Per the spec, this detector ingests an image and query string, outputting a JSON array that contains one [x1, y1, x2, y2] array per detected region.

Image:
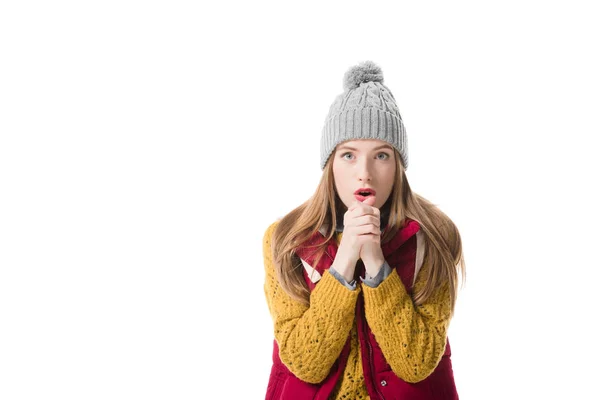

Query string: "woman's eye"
[[342, 152, 389, 160]]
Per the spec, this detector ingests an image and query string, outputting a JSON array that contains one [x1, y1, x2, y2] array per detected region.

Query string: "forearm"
[[362, 256, 386, 279], [263, 222, 359, 383], [270, 272, 359, 383], [361, 260, 391, 288], [330, 256, 356, 283], [362, 268, 451, 383]]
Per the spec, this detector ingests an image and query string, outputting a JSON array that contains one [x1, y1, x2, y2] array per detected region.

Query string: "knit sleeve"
[[361, 262, 452, 383], [263, 221, 359, 384]]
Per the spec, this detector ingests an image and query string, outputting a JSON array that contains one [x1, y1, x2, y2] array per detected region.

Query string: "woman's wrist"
[[331, 257, 356, 283], [363, 257, 385, 278]]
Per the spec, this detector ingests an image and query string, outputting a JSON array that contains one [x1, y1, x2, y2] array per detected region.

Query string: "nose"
[[357, 157, 372, 182]]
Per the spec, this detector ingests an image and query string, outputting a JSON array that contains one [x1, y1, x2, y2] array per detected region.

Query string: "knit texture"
[[362, 264, 452, 383], [263, 221, 452, 397], [320, 61, 408, 170], [263, 224, 360, 385]]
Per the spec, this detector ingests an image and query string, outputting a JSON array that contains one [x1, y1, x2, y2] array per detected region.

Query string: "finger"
[[349, 199, 360, 211], [352, 226, 378, 237], [351, 196, 378, 217], [349, 216, 380, 231], [362, 195, 376, 207], [359, 214, 380, 228]]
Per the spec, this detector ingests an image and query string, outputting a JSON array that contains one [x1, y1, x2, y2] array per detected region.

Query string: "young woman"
[[262, 61, 466, 399]]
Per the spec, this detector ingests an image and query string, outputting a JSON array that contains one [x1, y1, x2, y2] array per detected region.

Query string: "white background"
[[1, 1, 599, 399]]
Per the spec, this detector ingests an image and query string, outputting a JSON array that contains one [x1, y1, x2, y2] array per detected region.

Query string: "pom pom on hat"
[[343, 60, 384, 91]]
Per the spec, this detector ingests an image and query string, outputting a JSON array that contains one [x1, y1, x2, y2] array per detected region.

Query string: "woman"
[[262, 60, 466, 399]]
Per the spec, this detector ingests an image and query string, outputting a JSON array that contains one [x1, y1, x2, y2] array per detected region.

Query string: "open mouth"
[[354, 188, 376, 202], [354, 188, 376, 196]]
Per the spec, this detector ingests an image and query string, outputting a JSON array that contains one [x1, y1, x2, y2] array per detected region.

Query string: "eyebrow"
[[337, 144, 393, 152]]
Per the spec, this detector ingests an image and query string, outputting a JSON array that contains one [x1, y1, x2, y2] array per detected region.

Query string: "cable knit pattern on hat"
[[320, 60, 409, 170]]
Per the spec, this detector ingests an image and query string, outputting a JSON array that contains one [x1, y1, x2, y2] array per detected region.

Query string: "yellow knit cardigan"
[[263, 220, 452, 399]]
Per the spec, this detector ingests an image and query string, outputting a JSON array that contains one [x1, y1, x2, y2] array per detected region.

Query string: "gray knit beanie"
[[320, 60, 408, 170]]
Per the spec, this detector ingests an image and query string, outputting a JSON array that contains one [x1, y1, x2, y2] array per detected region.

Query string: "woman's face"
[[332, 139, 396, 210]]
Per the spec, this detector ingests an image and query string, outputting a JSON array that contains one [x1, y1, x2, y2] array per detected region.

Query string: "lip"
[[354, 188, 376, 196]]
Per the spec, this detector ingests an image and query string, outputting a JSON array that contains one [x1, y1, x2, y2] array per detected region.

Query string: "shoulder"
[[263, 218, 283, 243]]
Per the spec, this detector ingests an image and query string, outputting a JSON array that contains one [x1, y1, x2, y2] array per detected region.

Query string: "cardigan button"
[[380, 380, 387, 387]]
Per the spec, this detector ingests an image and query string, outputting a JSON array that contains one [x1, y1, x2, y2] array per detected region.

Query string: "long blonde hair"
[[270, 149, 466, 314]]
